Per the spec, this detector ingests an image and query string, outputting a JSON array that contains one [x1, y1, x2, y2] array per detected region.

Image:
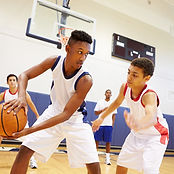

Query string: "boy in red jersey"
[[92, 58, 169, 174], [0, 74, 39, 169]]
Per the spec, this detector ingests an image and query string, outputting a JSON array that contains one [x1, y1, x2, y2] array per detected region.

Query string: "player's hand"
[[124, 110, 139, 132], [92, 117, 104, 132], [12, 127, 32, 138], [3, 98, 28, 116]]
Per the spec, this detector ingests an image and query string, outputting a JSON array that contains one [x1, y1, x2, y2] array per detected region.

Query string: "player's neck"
[[9, 87, 18, 94], [64, 58, 79, 77], [105, 98, 110, 102], [131, 84, 147, 99]]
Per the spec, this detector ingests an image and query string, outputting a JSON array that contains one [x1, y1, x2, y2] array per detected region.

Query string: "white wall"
[[1, 0, 174, 115]]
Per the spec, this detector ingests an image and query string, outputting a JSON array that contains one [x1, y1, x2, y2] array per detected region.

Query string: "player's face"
[[127, 65, 149, 88], [7, 76, 17, 88], [105, 90, 112, 100], [66, 41, 90, 69]]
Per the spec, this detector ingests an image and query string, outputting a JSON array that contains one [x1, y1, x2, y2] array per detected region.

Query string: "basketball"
[[0, 103, 27, 137]]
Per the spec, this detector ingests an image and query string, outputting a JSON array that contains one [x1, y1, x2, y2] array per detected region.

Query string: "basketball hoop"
[[60, 35, 69, 46], [58, 27, 73, 47]]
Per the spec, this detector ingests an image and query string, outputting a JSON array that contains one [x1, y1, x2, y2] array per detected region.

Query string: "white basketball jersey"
[[3, 89, 18, 102], [94, 99, 117, 126], [50, 56, 90, 123], [124, 83, 169, 144]]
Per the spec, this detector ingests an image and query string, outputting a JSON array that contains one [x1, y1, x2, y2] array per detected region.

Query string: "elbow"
[[94, 111, 99, 115], [63, 110, 72, 121], [65, 115, 71, 121]]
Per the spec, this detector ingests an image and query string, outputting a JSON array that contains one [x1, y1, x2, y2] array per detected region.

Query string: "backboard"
[[26, 0, 96, 54]]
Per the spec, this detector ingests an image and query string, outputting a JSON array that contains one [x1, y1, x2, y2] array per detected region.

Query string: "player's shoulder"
[[120, 83, 127, 95], [78, 73, 92, 86], [42, 55, 61, 70], [143, 89, 157, 98], [46, 55, 59, 62]]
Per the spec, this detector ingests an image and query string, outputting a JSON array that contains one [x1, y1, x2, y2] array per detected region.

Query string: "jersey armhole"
[[51, 56, 61, 71], [74, 72, 91, 90]]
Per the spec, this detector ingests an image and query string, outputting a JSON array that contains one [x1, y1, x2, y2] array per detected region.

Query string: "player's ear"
[[65, 44, 70, 53], [145, 75, 151, 82]]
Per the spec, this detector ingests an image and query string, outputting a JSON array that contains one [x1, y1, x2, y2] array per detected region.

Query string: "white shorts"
[[22, 105, 99, 168], [117, 132, 167, 174], [17, 121, 29, 142]]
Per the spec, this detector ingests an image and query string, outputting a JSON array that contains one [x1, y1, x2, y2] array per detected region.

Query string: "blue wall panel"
[[163, 114, 174, 150], [27, 91, 51, 127], [0, 86, 174, 149]]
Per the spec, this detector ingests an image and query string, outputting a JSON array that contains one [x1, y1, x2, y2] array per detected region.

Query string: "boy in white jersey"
[[5, 30, 101, 174], [0, 74, 39, 169], [94, 89, 117, 165], [92, 58, 169, 174]]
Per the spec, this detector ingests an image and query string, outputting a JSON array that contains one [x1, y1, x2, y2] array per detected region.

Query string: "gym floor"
[[0, 142, 174, 174]]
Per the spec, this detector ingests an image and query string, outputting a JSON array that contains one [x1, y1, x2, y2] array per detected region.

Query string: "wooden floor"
[[0, 147, 174, 174]]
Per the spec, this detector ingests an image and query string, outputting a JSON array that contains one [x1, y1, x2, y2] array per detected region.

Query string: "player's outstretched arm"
[[124, 91, 158, 131], [94, 107, 108, 116], [92, 83, 125, 132], [12, 74, 92, 138], [139, 91, 158, 129]]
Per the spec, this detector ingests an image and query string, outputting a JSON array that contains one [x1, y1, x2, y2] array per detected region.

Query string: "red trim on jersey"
[[130, 84, 147, 101], [154, 117, 169, 145], [123, 83, 128, 96], [141, 89, 160, 107], [3, 90, 6, 100], [9, 89, 18, 95]]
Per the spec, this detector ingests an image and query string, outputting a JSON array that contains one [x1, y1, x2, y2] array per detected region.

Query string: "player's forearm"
[[95, 109, 105, 115], [100, 103, 116, 120], [18, 73, 29, 98], [31, 112, 70, 133], [137, 106, 157, 130]]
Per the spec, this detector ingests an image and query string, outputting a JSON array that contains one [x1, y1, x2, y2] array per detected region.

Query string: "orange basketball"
[[0, 103, 27, 137]]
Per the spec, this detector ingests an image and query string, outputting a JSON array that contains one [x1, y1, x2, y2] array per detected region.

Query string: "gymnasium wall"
[[1, 0, 174, 116], [0, 87, 173, 150], [0, 0, 174, 151]]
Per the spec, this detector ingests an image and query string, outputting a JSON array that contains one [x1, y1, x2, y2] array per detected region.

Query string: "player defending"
[[92, 58, 169, 174], [94, 89, 117, 165], [5, 30, 101, 174], [0, 74, 39, 169]]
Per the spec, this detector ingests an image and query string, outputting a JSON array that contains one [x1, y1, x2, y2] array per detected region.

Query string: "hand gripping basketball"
[[0, 103, 27, 137]]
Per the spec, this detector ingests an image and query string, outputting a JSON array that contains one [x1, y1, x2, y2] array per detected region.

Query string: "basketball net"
[[60, 35, 69, 46], [58, 27, 73, 47]]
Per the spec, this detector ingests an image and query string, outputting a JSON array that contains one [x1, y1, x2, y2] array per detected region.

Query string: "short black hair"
[[67, 30, 92, 45], [131, 57, 154, 77], [7, 74, 18, 82], [105, 89, 111, 93]]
